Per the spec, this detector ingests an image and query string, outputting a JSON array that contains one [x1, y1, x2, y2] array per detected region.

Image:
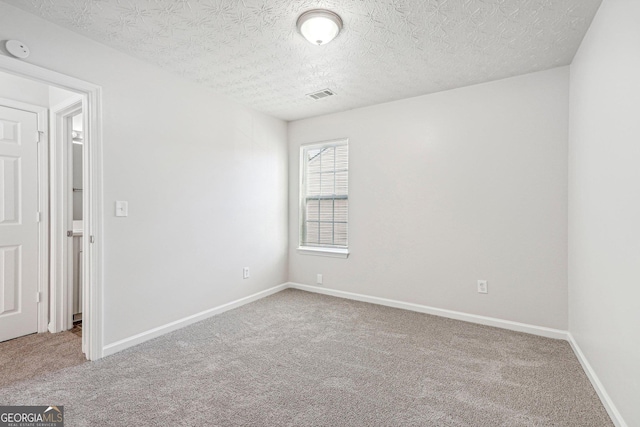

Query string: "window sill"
[[297, 246, 349, 258]]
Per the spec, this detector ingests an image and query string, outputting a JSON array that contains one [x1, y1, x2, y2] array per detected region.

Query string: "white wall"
[[0, 3, 288, 346], [49, 85, 81, 107], [289, 67, 569, 330], [0, 70, 48, 106], [0, 70, 79, 108], [1, 5, 634, 423], [568, 0, 640, 425]]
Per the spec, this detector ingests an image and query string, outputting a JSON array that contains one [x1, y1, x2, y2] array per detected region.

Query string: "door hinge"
[[67, 230, 73, 237], [36, 292, 41, 303], [35, 130, 44, 143], [36, 211, 41, 223], [90, 235, 95, 244]]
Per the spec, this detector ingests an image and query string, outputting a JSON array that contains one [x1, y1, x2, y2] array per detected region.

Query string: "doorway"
[[0, 55, 104, 360], [49, 100, 85, 338], [71, 112, 84, 332]]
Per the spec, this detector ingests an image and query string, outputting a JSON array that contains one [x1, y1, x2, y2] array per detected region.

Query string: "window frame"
[[297, 138, 350, 258]]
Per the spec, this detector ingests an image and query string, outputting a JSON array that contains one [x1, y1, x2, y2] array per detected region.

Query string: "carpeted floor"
[[0, 330, 86, 389], [0, 289, 612, 426], [70, 322, 83, 338]]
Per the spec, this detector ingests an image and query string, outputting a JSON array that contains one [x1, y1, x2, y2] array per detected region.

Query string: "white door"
[[0, 104, 40, 342]]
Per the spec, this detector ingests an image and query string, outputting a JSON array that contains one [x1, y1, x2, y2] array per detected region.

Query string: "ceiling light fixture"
[[296, 9, 343, 46]]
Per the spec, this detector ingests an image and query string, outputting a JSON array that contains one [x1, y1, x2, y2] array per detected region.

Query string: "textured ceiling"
[[4, 0, 601, 121]]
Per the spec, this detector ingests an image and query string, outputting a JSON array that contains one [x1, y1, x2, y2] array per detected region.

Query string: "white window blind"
[[300, 140, 349, 250]]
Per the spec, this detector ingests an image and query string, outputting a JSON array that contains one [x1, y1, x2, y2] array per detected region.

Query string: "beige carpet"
[[0, 289, 612, 426], [0, 330, 86, 388]]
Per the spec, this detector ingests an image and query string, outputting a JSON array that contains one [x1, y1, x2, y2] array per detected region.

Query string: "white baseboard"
[[567, 333, 628, 427], [287, 282, 568, 340], [99, 281, 624, 426], [102, 283, 288, 357], [289, 283, 627, 425], [102, 281, 567, 358]]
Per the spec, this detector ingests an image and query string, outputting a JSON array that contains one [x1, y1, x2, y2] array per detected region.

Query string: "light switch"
[[115, 201, 128, 217]]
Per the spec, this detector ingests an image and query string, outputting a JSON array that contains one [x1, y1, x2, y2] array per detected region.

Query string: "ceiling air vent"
[[306, 89, 335, 100]]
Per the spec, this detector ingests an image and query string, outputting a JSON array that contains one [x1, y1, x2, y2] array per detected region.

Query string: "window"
[[298, 139, 349, 257]]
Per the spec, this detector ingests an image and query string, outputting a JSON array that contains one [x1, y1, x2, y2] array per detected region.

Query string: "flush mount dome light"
[[297, 9, 343, 45]]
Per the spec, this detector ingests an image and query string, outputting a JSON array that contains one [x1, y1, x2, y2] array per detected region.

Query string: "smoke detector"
[[5, 40, 30, 59]]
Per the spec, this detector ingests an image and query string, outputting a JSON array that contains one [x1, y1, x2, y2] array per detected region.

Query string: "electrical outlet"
[[243, 267, 250, 279], [316, 274, 323, 285], [477, 280, 488, 294]]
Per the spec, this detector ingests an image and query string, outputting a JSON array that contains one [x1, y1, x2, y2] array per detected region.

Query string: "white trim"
[[298, 138, 350, 252], [286, 282, 568, 340], [297, 246, 349, 258], [84, 80, 104, 361], [0, 55, 105, 361], [299, 137, 350, 148], [102, 284, 289, 357], [286, 284, 623, 424], [79, 280, 623, 427], [0, 98, 49, 334], [103, 281, 568, 358], [49, 100, 82, 334], [36, 107, 48, 334], [0, 97, 46, 114], [567, 333, 628, 427]]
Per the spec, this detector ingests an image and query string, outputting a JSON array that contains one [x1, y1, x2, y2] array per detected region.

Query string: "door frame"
[[49, 99, 82, 335], [0, 56, 104, 361], [0, 97, 48, 336]]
